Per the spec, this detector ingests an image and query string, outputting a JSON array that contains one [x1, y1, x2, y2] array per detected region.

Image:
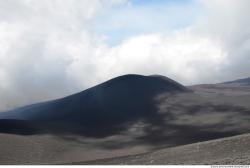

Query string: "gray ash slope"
[[1, 75, 250, 164], [80, 133, 250, 165], [0, 74, 188, 137]]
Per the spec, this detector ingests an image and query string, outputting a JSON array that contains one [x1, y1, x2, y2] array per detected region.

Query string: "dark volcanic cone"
[[0, 74, 188, 136]]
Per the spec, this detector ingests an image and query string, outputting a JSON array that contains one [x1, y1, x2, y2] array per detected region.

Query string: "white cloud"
[[96, 29, 226, 84], [0, 0, 250, 111], [196, 0, 250, 80], [0, 0, 127, 111]]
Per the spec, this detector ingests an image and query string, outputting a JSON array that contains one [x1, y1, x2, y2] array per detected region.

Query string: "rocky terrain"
[[0, 74, 250, 164], [80, 133, 250, 165]]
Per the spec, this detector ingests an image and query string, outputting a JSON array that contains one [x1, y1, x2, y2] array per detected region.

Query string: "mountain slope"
[[1, 75, 250, 164], [222, 77, 250, 85], [79, 133, 250, 165], [0, 74, 188, 136]]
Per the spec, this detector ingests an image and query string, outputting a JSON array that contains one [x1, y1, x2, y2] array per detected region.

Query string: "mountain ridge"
[[0, 74, 188, 136], [222, 77, 250, 85]]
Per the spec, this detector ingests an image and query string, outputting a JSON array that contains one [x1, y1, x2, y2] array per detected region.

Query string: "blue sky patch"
[[93, 0, 204, 45]]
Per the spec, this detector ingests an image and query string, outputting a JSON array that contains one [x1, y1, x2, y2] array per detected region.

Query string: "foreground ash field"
[[0, 74, 250, 164]]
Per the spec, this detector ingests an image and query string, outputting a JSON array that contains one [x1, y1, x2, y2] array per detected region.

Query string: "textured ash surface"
[[80, 133, 250, 165], [0, 75, 250, 164]]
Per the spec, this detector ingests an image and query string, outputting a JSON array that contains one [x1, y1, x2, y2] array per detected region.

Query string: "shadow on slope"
[[1, 75, 250, 150], [0, 74, 187, 138]]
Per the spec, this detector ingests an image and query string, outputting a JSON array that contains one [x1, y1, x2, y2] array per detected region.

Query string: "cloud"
[[197, 0, 250, 80], [96, 30, 225, 84], [0, 0, 127, 111], [0, 0, 250, 111]]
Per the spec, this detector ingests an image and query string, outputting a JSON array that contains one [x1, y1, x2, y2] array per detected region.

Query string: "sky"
[[0, 0, 250, 111]]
